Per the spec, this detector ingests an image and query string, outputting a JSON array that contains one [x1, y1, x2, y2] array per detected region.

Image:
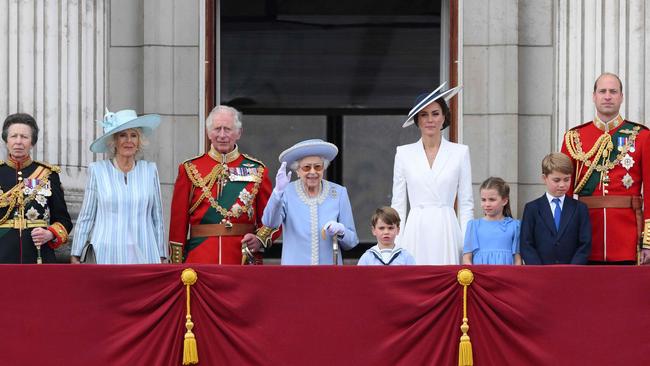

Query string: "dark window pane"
[[342, 116, 421, 243], [221, 1, 441, 110]]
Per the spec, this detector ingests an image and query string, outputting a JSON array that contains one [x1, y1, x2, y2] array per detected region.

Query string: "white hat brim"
[[90, 114, 161, 153], [279, 139, 339, 167], [402, 85, 463, 128]]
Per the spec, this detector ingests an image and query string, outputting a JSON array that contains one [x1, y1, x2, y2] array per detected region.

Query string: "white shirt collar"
[[545, 192, 565, 208]]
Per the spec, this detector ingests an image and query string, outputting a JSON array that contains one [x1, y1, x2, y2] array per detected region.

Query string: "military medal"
[[39, 182, 52, 197], [26, 207, 39, 221], [622, 173, 634, 189], [231, 203, 243, 216], [23, 178, 38, 195], [238, 188, 253, 206], [620, 154, 635, 170], [617, 136, 626, 151], [35, 194, 47, 207]]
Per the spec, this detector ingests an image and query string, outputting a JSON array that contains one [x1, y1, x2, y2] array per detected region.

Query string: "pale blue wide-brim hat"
[[278, 139, 339, 166], [402, 82, 462, 128], [90, 109, 161, 153]]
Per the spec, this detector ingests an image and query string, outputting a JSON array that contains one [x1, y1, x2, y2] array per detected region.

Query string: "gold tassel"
[[181, 268, 199, 365], [457, 269, 474, 366]]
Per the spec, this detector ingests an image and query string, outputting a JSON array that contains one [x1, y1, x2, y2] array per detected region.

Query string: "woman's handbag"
[[80, 242, 96, 264]]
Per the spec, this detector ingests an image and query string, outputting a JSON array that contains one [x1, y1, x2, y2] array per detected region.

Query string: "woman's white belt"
[[412, 202, 451, 209]]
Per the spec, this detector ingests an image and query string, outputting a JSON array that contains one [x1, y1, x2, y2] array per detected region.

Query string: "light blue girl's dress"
[[463, 217, 520, 265]]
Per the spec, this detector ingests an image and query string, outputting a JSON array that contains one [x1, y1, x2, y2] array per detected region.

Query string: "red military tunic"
[[168, 145, 277, 264], [561, 116, 650, 262]]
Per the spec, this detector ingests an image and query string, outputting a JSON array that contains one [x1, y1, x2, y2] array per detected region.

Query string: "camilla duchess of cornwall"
[[71, 110, 166, 264]]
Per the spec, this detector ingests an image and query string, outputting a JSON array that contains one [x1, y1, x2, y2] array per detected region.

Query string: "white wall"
[[108, 0, 203, 244]]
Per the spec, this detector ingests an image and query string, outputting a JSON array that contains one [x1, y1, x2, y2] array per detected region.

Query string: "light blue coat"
[[71, 160, 166, 264], [262, 180, 358, 265]]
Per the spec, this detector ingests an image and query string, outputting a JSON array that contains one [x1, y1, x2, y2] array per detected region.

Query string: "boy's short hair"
[[371, 206, 401, 228], [542, 152, 574, 176]]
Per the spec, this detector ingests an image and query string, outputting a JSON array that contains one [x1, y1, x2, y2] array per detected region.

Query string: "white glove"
[[324, 221, 345, 237], [274, 161, 292, 193]]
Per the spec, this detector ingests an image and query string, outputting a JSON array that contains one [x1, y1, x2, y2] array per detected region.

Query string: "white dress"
[[391, 137, 474, 264]]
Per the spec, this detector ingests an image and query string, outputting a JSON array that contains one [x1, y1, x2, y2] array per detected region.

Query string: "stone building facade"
[[1, 0, 649, 253]]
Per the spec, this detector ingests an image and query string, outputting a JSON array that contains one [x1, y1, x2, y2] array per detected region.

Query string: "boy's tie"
[[552, 197, 561, 230]]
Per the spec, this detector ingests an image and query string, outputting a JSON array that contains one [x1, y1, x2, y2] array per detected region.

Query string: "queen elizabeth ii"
[[262, 139, 358, 264]]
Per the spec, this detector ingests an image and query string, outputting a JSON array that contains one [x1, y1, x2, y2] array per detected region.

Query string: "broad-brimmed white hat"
[[402, 82, 462, 128], [278, 139, 338, 166], [90, 109, 161, 153]]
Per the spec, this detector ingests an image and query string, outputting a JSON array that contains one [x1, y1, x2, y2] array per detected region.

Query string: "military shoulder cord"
[[564, 127, 639, 194], [183, 162, 264, 221]]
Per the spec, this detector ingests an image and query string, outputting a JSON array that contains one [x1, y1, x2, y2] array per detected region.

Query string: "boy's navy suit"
[[520, 194, 592, 264]]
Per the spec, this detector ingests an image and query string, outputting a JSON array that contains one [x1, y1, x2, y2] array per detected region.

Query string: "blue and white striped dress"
[[71, 159, 166, 264]]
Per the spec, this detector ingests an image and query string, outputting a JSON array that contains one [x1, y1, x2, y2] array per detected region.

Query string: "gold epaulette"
[[626, 121, 649, 131], [0, 160, 4, 166], [242, 153, 266, 167], [182, 154, 204, 165], [34, 161, 60, 173], [568, 121, 594, 131]]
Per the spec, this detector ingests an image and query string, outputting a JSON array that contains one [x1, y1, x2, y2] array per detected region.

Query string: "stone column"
[[0, 0, 105, 260], [555, 0, 650, 144], [462, 0, 519, 215], [517, 0, 555, 215], [0, 0, 105, 191], [108, 0, 203, 243]]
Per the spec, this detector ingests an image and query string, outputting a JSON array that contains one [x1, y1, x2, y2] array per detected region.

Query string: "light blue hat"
[[279, 139, 338, 166], [90, 109, 161, 153], [402, 82, 462, 128]]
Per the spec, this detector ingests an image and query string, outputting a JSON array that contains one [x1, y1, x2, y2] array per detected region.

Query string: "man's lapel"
[[556, 196, 576, 238], [538, 195, 557, 235]]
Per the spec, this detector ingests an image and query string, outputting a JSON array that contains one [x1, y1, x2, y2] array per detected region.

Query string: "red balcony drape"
[[1, 265, 648, 365]]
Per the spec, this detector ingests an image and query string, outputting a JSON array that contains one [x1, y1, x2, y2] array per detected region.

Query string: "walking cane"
[[321, 229, 340, 265]]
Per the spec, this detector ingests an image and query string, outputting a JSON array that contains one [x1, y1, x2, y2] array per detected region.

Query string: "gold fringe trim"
[[181, 268, 199, 365], [457, 269, 474, 366]]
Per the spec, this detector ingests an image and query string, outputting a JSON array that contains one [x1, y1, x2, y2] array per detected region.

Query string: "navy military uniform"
[[0, 157, 73, 263]]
